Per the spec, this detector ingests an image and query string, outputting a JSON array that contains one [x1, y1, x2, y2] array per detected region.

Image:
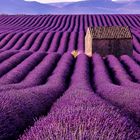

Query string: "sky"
[[0, 0, 140, 14], [113, 0, 138, 1], [25, 0, 139, 3], [25, 0, 86, 3]]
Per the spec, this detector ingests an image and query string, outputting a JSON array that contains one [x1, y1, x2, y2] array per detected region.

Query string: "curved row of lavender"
[[0, 53, 75, 139], [0, 15, 139, 54], [0, 15, 140, 32], [0, 32, 85, 53], [20, 54, 140, 140], [0, 15, 140, 139], [0, 51, 140, 139], [0, 50, 139, 91]]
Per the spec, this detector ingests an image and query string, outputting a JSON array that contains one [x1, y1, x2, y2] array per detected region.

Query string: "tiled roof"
[[89, 26, 132, 39]]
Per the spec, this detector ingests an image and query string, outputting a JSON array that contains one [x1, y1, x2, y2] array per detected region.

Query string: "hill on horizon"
[[0, 0, 140, 14]]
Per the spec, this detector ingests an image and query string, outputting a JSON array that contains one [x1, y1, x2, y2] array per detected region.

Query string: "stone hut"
[[85, 26, 133, 57]]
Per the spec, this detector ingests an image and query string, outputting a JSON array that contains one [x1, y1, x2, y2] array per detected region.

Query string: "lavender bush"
[[0, 53, 61, 91], [93, 53, 140, 123], [20, 54, 140, 140], [0, 53, 74, 139], [0, 15, 140, 140], [0, 52, 46, 85]]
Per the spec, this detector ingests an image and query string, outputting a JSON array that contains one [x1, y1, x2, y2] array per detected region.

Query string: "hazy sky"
[[112, 0, 137, 2], [25, 0, 139, 3], [25, 0, 86, 3]]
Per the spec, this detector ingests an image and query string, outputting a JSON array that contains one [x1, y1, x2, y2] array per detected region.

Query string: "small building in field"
[[85, 26, 133, 57]]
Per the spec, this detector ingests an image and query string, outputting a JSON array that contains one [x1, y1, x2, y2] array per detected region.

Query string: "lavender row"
[[69, 54, 92, 91], [105, 55, 140, 87], [0, 52, 46, 85], [120, 55, 140, 83], [0, 53, 61, 91], [0, 32, 85, 53], [0, 53, 74, 139], [20, 90, 140, 140], [0, 51, 32, 78], [0, 15, 140, 32], [0, 22, 139, 53], [1, 51, 140, 89], [19, 54, 140, 140], [93, 53, 140, 123]]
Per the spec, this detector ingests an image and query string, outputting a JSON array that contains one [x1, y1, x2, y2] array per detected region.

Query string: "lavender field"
[[0, 15, 140, 140]]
